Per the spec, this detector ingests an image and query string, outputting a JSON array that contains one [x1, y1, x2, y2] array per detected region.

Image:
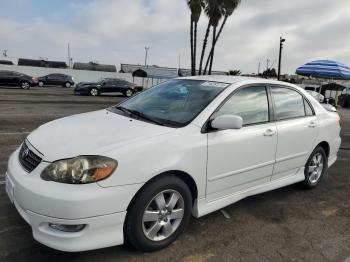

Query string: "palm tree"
[[187, 0, 204, 75], [204, 0, 241, 74], [199, 0, 222, 75]]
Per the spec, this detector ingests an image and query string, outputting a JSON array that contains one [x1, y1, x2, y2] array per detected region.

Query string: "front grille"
[[18, 142, 42, 173]]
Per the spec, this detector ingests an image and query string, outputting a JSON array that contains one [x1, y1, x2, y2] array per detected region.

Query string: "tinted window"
[[304, 99, 314, 116], [214, 85, 269, 125], [272, 87, 305, 120]]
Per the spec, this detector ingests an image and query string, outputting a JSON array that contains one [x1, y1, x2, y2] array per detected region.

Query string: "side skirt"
[[192, 168, 305, 218]]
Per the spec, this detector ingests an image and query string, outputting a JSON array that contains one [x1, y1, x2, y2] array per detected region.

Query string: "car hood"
[[27, 110, 174, 162]]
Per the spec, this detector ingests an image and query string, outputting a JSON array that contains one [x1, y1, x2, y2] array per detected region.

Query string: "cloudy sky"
[[1, 0, 350, 74]]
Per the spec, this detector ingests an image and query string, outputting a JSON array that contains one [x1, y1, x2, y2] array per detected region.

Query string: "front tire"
[[64, 82, 71, 88], [301, 147, 327, 189], [20, 81, 30, 90], [90, 88, 99, 96], [124, 88, 133, 97], [125, 175, 192, 252], [38, 81, 44, 87]]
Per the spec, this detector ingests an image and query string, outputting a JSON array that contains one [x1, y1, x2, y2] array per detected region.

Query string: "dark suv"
[[0, 70, 38, 89], [74, 78, 135, 97], [38, 73, 75, 88]]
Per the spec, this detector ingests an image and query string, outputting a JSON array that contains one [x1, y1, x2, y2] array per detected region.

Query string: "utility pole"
[[266, 59, 270, 71], [278, 37, 286, 80], [258, 62, 261, 75], [144, 46, 150, 67], [178, 53, 181, 69], [67, 43, 71, 69]]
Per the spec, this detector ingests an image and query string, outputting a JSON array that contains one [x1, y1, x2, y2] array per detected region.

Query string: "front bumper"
[[5, 148, 143, 252]]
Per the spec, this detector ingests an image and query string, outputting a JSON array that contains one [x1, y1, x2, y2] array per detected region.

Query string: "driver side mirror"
[[211, 115, 243, 130]]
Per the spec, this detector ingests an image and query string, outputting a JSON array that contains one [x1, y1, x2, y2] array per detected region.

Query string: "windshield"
[[110, 79, 229, 127]]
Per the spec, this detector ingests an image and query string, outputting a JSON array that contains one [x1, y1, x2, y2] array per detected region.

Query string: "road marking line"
[[0, 132, 30, 135]]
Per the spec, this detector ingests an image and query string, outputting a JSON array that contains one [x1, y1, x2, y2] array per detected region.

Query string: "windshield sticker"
[[201, 81, 229, 88]]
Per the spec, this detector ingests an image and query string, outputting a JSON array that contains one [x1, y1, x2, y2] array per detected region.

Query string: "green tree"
[[228, 69, 241, 75], [187, 0, 204, 75], [262, 68, 277, 78]]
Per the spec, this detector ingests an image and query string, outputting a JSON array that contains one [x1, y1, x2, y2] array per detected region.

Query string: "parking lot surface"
[[0, 87, 349, 262]]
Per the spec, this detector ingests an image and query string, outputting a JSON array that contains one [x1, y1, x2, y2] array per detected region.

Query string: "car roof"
[[178, 75, 292, 86]]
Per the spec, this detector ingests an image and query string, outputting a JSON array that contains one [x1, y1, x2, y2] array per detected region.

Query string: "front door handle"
[[308, 121, 317, 128], [263, 129, 276, 136]]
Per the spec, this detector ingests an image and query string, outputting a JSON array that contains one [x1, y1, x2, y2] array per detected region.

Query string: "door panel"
[[271, 86, 319, 180], [206, 84, 277, 201], [272, 117, 319, 180], [207, 123, 277, 201]]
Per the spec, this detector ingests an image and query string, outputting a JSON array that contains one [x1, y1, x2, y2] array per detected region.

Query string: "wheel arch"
[[126, 170, 198, 212], [316, 141, 330, 157]]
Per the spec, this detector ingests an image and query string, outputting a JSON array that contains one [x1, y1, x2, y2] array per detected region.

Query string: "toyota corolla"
[[5, 76, 341, 252]]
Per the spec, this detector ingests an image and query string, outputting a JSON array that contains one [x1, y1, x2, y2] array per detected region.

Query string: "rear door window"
[[271, 86, 306, 120]]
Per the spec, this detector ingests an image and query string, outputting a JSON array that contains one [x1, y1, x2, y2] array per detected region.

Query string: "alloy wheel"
[[126, 89, 133, 97], [142, 190, 184, 241], [308, 153, 324, 183], [90, 88, 98, 96], [21, 82, 30, 89]]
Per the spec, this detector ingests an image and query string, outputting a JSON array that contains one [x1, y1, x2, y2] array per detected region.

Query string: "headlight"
[[41, 156, 117, 184]]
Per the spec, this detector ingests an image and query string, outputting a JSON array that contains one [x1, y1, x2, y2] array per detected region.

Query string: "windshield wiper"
[[115, 106, 165, 126]]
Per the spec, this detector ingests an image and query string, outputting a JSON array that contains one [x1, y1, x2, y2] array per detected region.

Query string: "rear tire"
[[38, 81, 44, 87], [124, 175, 192, 252], [300, 146, 327, 189], [90, 88, 99, 96], [20, 81, 30, 90]]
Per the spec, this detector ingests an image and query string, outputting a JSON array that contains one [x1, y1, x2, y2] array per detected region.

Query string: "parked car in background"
[[38, 73, 74, 88], [74, 78, 135, 97], [0, 70, 38, 89], [6, 76, 341, 252], [338, 87, 350, 108]]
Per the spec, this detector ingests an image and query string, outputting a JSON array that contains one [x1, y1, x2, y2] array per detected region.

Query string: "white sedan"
[[5, 76, 341, 252]]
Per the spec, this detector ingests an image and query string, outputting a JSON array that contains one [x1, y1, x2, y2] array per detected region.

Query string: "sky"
[[1, 0, 350, 74]]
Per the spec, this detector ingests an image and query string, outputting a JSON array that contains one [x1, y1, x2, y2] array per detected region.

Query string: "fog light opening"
[[49, 223, 86, 232]]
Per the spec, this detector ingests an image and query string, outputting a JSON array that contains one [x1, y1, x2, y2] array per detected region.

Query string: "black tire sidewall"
[[303, 147, 327, 188], [125, 175, 192, 252]]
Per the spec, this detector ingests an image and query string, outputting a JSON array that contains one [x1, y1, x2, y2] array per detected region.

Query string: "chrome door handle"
[[263, 129, 276, 136], [308, 121, 317, 128]]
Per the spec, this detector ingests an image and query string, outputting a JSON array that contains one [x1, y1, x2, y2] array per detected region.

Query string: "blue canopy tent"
[[296, 60, 350, 80], [296, 60, 350, 105]]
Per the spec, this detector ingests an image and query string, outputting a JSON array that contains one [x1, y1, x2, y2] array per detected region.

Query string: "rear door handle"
[[308, 121, 317, 128], [263, 129, 276, 136]]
